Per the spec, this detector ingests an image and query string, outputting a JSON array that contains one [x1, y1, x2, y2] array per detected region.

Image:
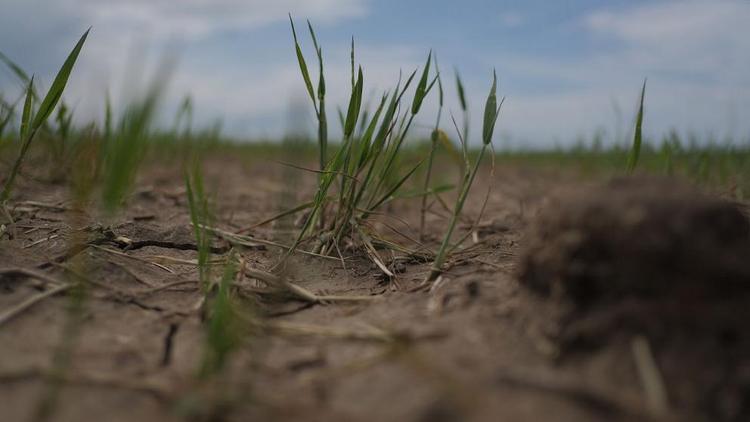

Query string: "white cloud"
[[68, 0, 368, 39], [585, 1, 749, 45], [584, 1, 750, 76], [486, 0, 750, 146]]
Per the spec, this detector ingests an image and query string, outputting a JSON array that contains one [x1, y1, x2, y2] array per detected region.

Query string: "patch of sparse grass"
[[278, 18, 442, 276], [100, 78, 165, 215]]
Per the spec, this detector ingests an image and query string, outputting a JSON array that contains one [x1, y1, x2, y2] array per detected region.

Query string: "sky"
[[1, 0, 749, 148]]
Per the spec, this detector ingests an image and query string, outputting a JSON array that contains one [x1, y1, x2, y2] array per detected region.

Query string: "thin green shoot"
[[427, 70, 503, 282], [626, 79, 647, 174], [185, 158, 212, 290], [199, 251, 241, 379], [101, 65, 169, 214], [454, 68, 470, 168], [19, 76, 34, 141], [290, 15, 328, 226]]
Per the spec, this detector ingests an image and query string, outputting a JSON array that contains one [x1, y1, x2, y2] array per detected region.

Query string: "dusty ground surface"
[[1, 153, 748, 421]]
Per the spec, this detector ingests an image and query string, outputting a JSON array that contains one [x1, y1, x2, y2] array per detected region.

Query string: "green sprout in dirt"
[[0, 28, 89, 203], [183, 155, 245, 383], [100, 82, 163, 215], [199, 251, 242, 379], [626, 79, 647, 174], [185, 158, 213, 290], [426, 71, 503, 282], [277, 21, 440, 276]]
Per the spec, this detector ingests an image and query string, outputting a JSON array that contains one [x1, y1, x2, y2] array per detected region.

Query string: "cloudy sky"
[[1, 0, 749, 147]]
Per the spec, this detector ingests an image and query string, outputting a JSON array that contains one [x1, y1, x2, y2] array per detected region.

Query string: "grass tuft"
[[276, 21, 442, 275]]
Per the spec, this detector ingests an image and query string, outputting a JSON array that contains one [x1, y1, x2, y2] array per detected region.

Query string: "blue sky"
[[1, 0, 749, 147]]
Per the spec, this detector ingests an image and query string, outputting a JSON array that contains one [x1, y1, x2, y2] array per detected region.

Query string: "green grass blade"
[[318, 94, 328, 167], [427, 144, 489, 281], [30, 28, 89, 133], [627, 79, 647, 173], [437, 67, 444, 108], [185, 173, 201, 246], [424, 74, 439, 100], [337, 106, 345, 132], [19, 76, 34, 140], [411, 51, 432, 115], [344, 67, 364, 138], [356, 93, 388, 169], [289, 15, 317, 112], [200, 252, 239, 378], [455, 68, 467, 111], [482, 70, 498, 145], [185, 160, 212, 289], [369, 159, 423, 211], [306, 20, 327, 172], [350, 37, 355, 90], [369, 70, 416, 157], [307, 20, 320, 54]]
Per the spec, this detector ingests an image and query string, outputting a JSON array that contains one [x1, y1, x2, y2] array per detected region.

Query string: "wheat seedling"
[[426, 70, 503, 282], [1, 29, 89, 203]]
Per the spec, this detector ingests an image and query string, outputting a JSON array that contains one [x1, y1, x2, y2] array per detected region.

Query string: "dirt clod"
[[518, 176, 750, 421], [519, 176, 750, 305]]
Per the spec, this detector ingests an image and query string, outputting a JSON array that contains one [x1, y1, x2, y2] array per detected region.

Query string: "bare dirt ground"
[[1, 154, 748, 421]]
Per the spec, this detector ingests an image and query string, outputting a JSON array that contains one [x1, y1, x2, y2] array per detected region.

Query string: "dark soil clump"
[[518, 176, 750, 420]]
